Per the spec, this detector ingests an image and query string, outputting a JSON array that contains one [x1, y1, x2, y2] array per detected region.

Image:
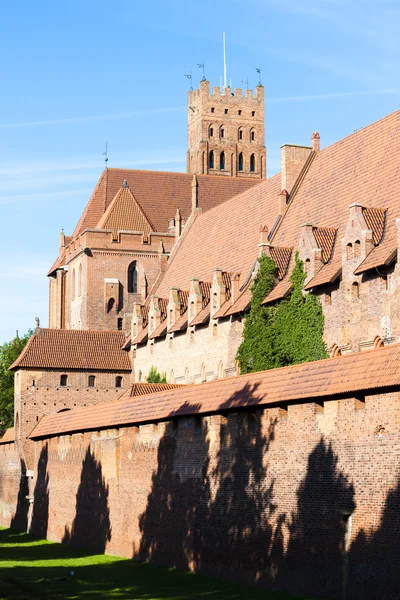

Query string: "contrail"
[[0, 106, 186, 129]]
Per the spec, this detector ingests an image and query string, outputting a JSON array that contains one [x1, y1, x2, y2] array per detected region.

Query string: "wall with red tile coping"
[[2, 390, 399, 599]]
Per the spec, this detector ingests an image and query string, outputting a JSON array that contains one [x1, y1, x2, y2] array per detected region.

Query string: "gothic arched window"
[[250, 154, 255, 172], [238, 128, 243, 141], [78, 264, 82, 296], [209, 150, 214, 169], [128, 261, 138, 293], [220, 151, 225, 170], [238, 152, 244, 172], [71, 269, 76, 300]]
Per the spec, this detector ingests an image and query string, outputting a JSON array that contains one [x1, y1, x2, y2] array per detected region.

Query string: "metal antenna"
[[103, 142, 108, 170], [223, 32, 227, 88], [184, 72, 193, 90]]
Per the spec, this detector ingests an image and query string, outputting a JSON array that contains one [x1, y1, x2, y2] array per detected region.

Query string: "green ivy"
[[147, 366, 167, 384], [237, 253, 327, 374]]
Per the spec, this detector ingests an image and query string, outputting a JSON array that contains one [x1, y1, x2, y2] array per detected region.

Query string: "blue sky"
[[1, 0, 399, 342]]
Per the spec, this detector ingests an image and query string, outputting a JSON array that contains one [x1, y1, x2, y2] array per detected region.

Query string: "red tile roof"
[[30, 343, 400, 438], [97, 184, 154, 234], [363, 207, 386, 245], [9, 329, 131, 371], [118, 382, 183, 398], [270, 110, 400, 287], [133, 327, 148, 346], [262, 279, 293, 304], [168, 312, 188, 333], [190, 304, 210, 326], [149, 321, 168, 340], [313, 228, 337, 263], [354, 235, 396, 275], [269, 247, 293, 279], [304, 256, 342, 290], [0, 428, 14, 445], [154, 174, 281, 298], [72, 169, 260, 238]]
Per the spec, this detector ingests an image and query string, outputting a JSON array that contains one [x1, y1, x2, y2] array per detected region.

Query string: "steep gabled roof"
[[270, 110, 400, 284], [30, 343, 400, 438], [97, 184, 154, 234], [10, 328, 131, 371], [72, 169, 260, 237]]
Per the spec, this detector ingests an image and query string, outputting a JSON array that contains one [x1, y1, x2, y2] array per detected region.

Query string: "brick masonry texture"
[[3, 387, 400, 600]]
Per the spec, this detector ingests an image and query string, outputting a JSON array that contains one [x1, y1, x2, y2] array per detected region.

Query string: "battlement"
[[188, 79, 264, 105]]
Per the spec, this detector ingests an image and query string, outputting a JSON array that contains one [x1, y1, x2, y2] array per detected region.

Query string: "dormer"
[[299, 224, 336, 284], [167, 288, 181, 330], [148, 296, 162, 336], [342, 203, 374, 268], [211, 269, 230, 317], [131, 303, 144, 339], [188, 279, 203, 321]]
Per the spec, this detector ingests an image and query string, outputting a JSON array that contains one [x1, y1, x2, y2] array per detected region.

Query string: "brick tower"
[[187, 79, 266, 178]]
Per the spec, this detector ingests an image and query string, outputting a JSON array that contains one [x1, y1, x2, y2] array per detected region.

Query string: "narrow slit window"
[[209, 150, 214, 169], [220, 152, 225, 170], [250, 153, 255, 172], [128, 262, 138, 293], [238, 153, 244, 172]]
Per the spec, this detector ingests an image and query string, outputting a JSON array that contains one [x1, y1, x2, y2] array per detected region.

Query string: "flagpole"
[[223, 32, 227, 89]]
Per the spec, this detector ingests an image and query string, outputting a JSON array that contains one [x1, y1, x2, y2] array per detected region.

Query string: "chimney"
[[258, 225, 271, 257], [191, 174, 198, 211], [259, 224, 268, 244], [59, 228, 65, 255], [281, 143, 312, 193], [231, 273, 241, 304], [312, 132, 320, 152], [278, 189, 289, 216], [175, 208, 182, 241]]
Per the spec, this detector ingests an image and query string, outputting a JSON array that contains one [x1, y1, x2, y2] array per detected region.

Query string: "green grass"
[[0, 527, 314, 600]]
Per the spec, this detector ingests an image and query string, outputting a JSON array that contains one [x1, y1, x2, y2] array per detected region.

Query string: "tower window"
[[107, 297, 115, 313], [60, 374, 68, 387], [209, 150, 214, 169], [117, 317, 123, 330], [220, 128, 225, 139], [354, 240, 361, 258], [252, 111, 255, 117], [115, 376, 123, 388], [352, 282, 360, 299], [238, 110, 242, 115], [220, 152, 225, 170], [250, 153, 255, 172], [128, 261, 138, 293], [238, 128, 243, 141], [211, 107, 215, 113], [346, 243, 353, 260], [88, 375, 95, 387], [251, 130, 255, 141], [238, 153, 244, 172], [209, 126, 213, 138], [224, 108, 228, 114]]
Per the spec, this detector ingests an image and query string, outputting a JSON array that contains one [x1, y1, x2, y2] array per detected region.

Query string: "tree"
[[0, 330, 32, 433], [147, 366, 167, 384]]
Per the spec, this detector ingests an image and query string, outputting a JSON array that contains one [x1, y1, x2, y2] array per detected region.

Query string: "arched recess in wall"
[[373, 335, 384, 349], [329, 343, 342, 358], [71, 269, 76, 300], [107, 297, 115, 313], [209, 150, 214, 169], [209, 124, 214, 138], [185, 367, 190, 384], [354, 240, 361, 258], [169, 369, 175, 384], [200, 363, 206, 383], [219, 125, 225, 139], [220, 151, 225, 170], [352, 282, 360, 299], [128, 261, 138, 294], [218, 361, 224, 379], [346, 243, 353, 260], [304, 258, 311, 273], [238, 152, 244, 172], [78, 264, 82, 296], [250, 153, 255, 172], [250, 128, 256, 142], [238, 127, 243, 141]]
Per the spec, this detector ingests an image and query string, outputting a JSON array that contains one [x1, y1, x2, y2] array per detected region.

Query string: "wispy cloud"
[[0, 106, 186, 130], [0, 188, 93, 206], [267, 88, 400, 103]]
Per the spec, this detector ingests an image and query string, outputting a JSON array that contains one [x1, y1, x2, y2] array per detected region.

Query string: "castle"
[[1, 80, 400, 599]]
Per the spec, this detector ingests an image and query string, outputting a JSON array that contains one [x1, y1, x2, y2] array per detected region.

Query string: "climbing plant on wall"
[[0, 330, 32, 433], [237, 253, 327, 374]]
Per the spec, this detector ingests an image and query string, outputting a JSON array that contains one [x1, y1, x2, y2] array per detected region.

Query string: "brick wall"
[[0, 442, 23, 529], [6, 389, 399, 600]]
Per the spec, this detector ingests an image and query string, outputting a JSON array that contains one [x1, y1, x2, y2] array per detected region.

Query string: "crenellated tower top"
[[187, 79, 266, 179]]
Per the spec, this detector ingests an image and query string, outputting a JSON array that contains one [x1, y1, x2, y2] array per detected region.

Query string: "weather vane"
[[184, 72, 193, 90], [197, 61, 206, 81], [103, 142, 108, 170], [256, 66, 262, 86], [241, 77, 249, 87]]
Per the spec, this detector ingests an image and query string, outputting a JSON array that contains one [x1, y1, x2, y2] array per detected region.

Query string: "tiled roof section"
[[72, 169, 260, 238], [363, 207, 386, 245], [168, 312, 188, 333], [9, 329, 131, 371], [121, 334, 131, 350], [354, 237, 397, 275], [313, 228, 337, 263], [133, 326, 148, 346], [262, 279, 293, 304], [270, 110, 400, 283], [269, 247, 292, 279], [142, 305, 149, 328], [178, 290, 189, 314], [0, 427, 14, 444], [222, 272, 232, 301], [48, 251, 66, 276], [224, 286, 252, 316], [304, 256, 342, 290], [30, 343, 400, 438], [199, 281, 211, 308], [119, 382, 183, 399], [97, 185, 154, 234], [155, 174, 281, 298], [149, 321, 168, 340], [190, 304, 210, 326]]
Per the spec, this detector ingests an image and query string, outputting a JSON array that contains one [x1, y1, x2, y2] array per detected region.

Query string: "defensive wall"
[[2, 346, 400, 599]]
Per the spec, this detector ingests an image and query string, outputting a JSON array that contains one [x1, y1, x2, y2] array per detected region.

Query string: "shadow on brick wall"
[[348, 476, 400, 599], [29, 443, 49, 539], [63, 446, 111, 553], [10, 459, 29, 532]]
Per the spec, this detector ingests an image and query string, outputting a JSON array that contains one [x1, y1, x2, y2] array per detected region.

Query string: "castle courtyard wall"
[[2, 388, 398, 600]]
